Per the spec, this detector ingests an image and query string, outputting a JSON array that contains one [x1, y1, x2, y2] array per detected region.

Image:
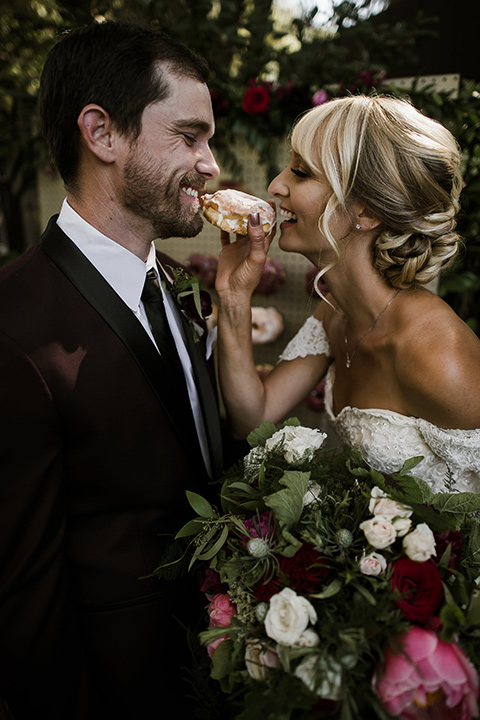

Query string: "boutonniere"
[[164, 265, 213, 343]]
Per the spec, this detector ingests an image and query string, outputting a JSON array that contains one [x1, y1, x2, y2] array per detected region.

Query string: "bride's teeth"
[[279, 207, 297, 221], [182, 187, 199, 198]]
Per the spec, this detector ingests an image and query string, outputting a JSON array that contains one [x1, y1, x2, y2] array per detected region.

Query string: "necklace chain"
[[344, 289, 401, 368]]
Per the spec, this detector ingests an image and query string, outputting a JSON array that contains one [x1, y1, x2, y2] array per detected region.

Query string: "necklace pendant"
[[345, 353, 351, 369]]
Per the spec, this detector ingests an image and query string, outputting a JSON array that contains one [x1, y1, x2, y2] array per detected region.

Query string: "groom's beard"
[[121, 148, 204, 239]]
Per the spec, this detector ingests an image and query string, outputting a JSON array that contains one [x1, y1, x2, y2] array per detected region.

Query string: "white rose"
[[359, 552, 387, 576], [359, 516, 397, 549], [265, 587, 317, 647], [294, 655, 342, 700], [402, 523, 436, 562], [265, 426, 326, 464], [245, 641, 280, 681], [295, 629, 320, 647], [392, 517, 412, 537], [368, 487, 413, 518]]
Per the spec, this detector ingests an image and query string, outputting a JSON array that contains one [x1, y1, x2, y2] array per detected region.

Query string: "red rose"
[[434, 530, 463, 571], [391, 557, 443, 623], [199, 568, 227, 596], [255, 543, 330, 601], [182, 289, 212, 322], [242, 85, 270, 114]]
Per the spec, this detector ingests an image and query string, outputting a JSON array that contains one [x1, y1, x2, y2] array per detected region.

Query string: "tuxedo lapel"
[[39, 217, 205, 468], [157, 261, 224, 480]]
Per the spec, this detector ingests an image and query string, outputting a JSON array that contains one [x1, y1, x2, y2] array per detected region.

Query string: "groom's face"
[[119, 71, 219, 239]]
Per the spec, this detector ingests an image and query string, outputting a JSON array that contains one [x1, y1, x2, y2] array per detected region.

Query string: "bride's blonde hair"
[[291, 94, 463, 288]]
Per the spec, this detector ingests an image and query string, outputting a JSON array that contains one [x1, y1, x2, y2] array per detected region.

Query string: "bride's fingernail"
[[250, 213, 260, 227]]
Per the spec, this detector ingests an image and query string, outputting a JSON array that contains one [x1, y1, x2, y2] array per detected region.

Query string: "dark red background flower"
[[182, 289, 212, 322], [391, 557, 443, 623], [242, 85, 270, 114], [255, 543, 330, 601]]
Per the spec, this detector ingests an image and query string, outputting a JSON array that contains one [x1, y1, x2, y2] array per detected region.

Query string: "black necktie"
[[142, 269, 184, 373], [141, 268, 197, 435]]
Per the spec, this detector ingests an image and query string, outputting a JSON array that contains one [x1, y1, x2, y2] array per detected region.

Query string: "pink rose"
[[373, 626, 479, 719], [207, 592, 236, 627]]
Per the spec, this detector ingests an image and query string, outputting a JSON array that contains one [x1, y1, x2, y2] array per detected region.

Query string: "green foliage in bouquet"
[[173, 419, 480, 719]]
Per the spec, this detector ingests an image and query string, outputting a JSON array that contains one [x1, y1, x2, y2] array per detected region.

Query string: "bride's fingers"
[[220, 229, 231, 246]]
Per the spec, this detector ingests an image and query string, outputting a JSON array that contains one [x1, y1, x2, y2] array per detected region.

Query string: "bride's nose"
[[268, 168, 289, 198]]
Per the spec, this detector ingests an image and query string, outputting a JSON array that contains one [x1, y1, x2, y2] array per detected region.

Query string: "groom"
[[0, 21, 224, 719]]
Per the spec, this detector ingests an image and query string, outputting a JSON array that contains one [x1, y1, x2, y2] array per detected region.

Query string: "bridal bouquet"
[[175, 419, 480, 719]]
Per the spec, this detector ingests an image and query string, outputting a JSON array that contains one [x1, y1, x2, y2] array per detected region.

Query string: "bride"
[[214, 94, 480, 493]]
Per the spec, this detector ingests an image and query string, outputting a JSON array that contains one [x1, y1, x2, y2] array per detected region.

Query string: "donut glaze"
[[202, 189, 276, 235]]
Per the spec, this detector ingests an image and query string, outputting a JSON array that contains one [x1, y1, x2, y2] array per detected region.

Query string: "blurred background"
[[1, 0, 479, 428]]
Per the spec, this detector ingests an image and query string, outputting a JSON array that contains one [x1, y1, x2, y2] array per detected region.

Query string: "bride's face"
[[268, 151, 352, 265]]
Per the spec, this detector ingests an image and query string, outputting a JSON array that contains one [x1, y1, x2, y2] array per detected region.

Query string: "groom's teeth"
[[182, 187, 199, 198], [279, 208, 297, 221]]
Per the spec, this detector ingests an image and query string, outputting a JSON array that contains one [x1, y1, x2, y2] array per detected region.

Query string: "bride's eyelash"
[[291, 167, 309, 178]]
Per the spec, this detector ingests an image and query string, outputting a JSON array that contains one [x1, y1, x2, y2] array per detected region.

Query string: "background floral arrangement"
[[172, 419, 480, 719]]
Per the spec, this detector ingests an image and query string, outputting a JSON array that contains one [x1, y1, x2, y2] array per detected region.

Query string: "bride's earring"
[[355, 223, 362, 230]]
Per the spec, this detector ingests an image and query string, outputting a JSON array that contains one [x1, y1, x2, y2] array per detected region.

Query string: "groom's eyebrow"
[[174, 118, 212, 133]]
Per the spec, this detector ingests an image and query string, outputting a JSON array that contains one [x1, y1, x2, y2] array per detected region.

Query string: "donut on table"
[[251, 306, 284, 344]]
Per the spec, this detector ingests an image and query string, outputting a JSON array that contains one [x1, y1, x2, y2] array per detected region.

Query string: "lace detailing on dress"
[[324, 364, 480, 494], [278, 317, 332, 362]]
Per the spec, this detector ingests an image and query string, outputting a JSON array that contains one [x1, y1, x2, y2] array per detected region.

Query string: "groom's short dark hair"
[[38, 21, 209, 186]]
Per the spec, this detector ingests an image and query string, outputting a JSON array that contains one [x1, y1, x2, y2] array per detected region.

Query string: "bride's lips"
[[278, 205, 297, 229]]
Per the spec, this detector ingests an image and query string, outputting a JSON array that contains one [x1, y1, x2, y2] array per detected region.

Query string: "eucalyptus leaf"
[[194, 524, 229, 562], [466, 590, 480, 626], [174, 518, 205, 539], [185, 490, 214, 518]]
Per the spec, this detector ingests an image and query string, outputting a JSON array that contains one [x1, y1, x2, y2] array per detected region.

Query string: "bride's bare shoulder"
[[395, 289, 480, 428]]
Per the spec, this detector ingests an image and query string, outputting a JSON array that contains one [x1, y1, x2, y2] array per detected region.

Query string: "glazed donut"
[[251, 306, 284, 344], [202, 189, 276, 235]]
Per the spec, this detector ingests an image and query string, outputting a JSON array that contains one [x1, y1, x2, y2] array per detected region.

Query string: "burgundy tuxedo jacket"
[[0, 217, 224, 718]]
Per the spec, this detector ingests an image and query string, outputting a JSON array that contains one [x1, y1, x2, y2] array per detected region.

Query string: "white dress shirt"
[[56, 199, 212, 476]]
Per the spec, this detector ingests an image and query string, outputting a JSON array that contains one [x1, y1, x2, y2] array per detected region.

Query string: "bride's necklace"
[[344, 289, 401, 369]]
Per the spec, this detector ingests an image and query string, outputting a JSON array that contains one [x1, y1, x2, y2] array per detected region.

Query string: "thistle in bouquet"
[[173, 419, 480, 720]]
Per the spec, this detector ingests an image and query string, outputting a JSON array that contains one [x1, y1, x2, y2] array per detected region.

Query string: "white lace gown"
[[279, 317, 480, 494]]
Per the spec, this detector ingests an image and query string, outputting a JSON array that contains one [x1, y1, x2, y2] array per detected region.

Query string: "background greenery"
[[1, 0, 479, 331]]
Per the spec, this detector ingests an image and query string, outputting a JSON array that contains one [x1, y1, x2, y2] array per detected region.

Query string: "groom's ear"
[[77, 104, 118, 164]]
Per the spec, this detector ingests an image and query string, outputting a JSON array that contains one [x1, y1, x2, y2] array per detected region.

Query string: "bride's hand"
[[215, 208, 276, 303]]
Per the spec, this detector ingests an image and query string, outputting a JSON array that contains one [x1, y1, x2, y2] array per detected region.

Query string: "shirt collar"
[[56, 198, 155, 312]]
